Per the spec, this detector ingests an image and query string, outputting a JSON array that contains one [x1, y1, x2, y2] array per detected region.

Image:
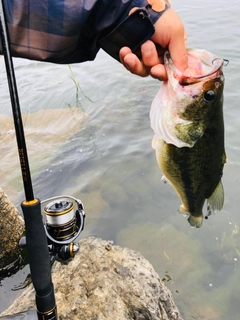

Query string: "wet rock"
[[1, 237, 183, 320], [0, 188, 25, 275]]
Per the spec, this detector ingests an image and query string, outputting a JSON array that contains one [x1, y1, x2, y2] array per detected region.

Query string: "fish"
[[150, 49, 226, 228]]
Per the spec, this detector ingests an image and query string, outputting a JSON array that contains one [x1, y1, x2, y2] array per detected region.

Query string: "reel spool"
[[41, 195, 85, 261]]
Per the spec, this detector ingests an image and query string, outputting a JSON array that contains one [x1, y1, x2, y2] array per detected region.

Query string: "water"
[[0, 0, 240, 318]]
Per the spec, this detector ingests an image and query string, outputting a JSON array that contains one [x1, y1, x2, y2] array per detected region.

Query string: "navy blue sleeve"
[[1, 0, 170, 64]]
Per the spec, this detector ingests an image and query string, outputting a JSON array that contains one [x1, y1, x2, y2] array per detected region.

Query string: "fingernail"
[[141, 47, 153, 57]]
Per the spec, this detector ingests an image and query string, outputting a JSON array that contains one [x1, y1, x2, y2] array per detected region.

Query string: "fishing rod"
[[0, 1, 57, 319], [0, 2, 85, 318]]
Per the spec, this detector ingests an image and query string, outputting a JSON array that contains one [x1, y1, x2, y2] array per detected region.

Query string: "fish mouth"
[[165, 49, 225, 86]]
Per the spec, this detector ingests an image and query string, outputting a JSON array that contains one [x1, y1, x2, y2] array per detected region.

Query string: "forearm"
[[0, 0, 170, 64]]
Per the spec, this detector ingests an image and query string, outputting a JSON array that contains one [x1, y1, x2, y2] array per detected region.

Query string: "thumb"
[[151, 8, 188, 73], [168, 29, 188, 72]]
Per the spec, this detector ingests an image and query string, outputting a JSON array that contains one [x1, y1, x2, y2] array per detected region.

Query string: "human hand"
[[119, 8, 188, 81]]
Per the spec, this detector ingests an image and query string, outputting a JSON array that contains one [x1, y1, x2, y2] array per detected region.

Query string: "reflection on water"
[[0, 0, 240, 318]]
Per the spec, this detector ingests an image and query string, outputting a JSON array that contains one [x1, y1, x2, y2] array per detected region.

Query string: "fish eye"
[[204, 90, 215, 102]]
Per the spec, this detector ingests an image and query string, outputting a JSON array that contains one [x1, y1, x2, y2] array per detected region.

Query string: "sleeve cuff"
[[99, 0, 171, 61]]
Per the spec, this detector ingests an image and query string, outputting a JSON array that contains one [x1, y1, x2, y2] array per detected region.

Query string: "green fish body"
[[150, 49, 226, 228]]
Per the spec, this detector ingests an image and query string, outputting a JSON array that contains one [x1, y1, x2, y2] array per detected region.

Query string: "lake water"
[[0, 0, 240, 318]]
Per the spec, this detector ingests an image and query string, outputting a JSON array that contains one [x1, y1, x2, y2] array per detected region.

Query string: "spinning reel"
[[20, 195, 85, 264], [42, 195, 85, 263]]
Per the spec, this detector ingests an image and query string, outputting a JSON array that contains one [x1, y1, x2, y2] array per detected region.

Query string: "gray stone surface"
[[0, 188, 25, 274], [1, 237, 183, 320]]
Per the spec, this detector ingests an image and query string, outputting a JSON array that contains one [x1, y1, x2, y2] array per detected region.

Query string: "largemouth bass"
[[150, 49, 226, 228]]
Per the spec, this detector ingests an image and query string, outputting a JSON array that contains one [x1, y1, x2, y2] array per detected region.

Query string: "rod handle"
[[21, 199, 57, 319]]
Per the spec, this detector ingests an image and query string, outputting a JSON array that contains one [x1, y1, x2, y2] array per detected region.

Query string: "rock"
[[117, 223, 211, 283], [1, 237, 183, 320], [0, 188, 25, 276], [117, 223, 215, 319], [0, 108, 88, 199]]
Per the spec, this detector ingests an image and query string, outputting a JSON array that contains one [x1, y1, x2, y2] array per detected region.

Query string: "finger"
[[141, 40, 162, 67], [151, 8, 188, 73], [150, 64, 168, 81], [184, 32, 188, 47], [121, 52, 148, 77], [168, 33, 188, 73], [167, 20, 188, 72], [119, 46, 132, 64]]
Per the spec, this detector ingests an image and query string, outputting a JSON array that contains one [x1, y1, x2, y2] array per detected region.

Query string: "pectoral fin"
[[161, 175, 171, 184], [175, 121, 206, 147], [152, 135, 157, 149], [207, 180, 224, 216]]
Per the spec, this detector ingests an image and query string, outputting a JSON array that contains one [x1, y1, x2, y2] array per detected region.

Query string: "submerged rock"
[[1, 237, 183, 320], [0, 108, 88, 199], [117, 223, 222, 319], [117, 223, 211, 282]]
